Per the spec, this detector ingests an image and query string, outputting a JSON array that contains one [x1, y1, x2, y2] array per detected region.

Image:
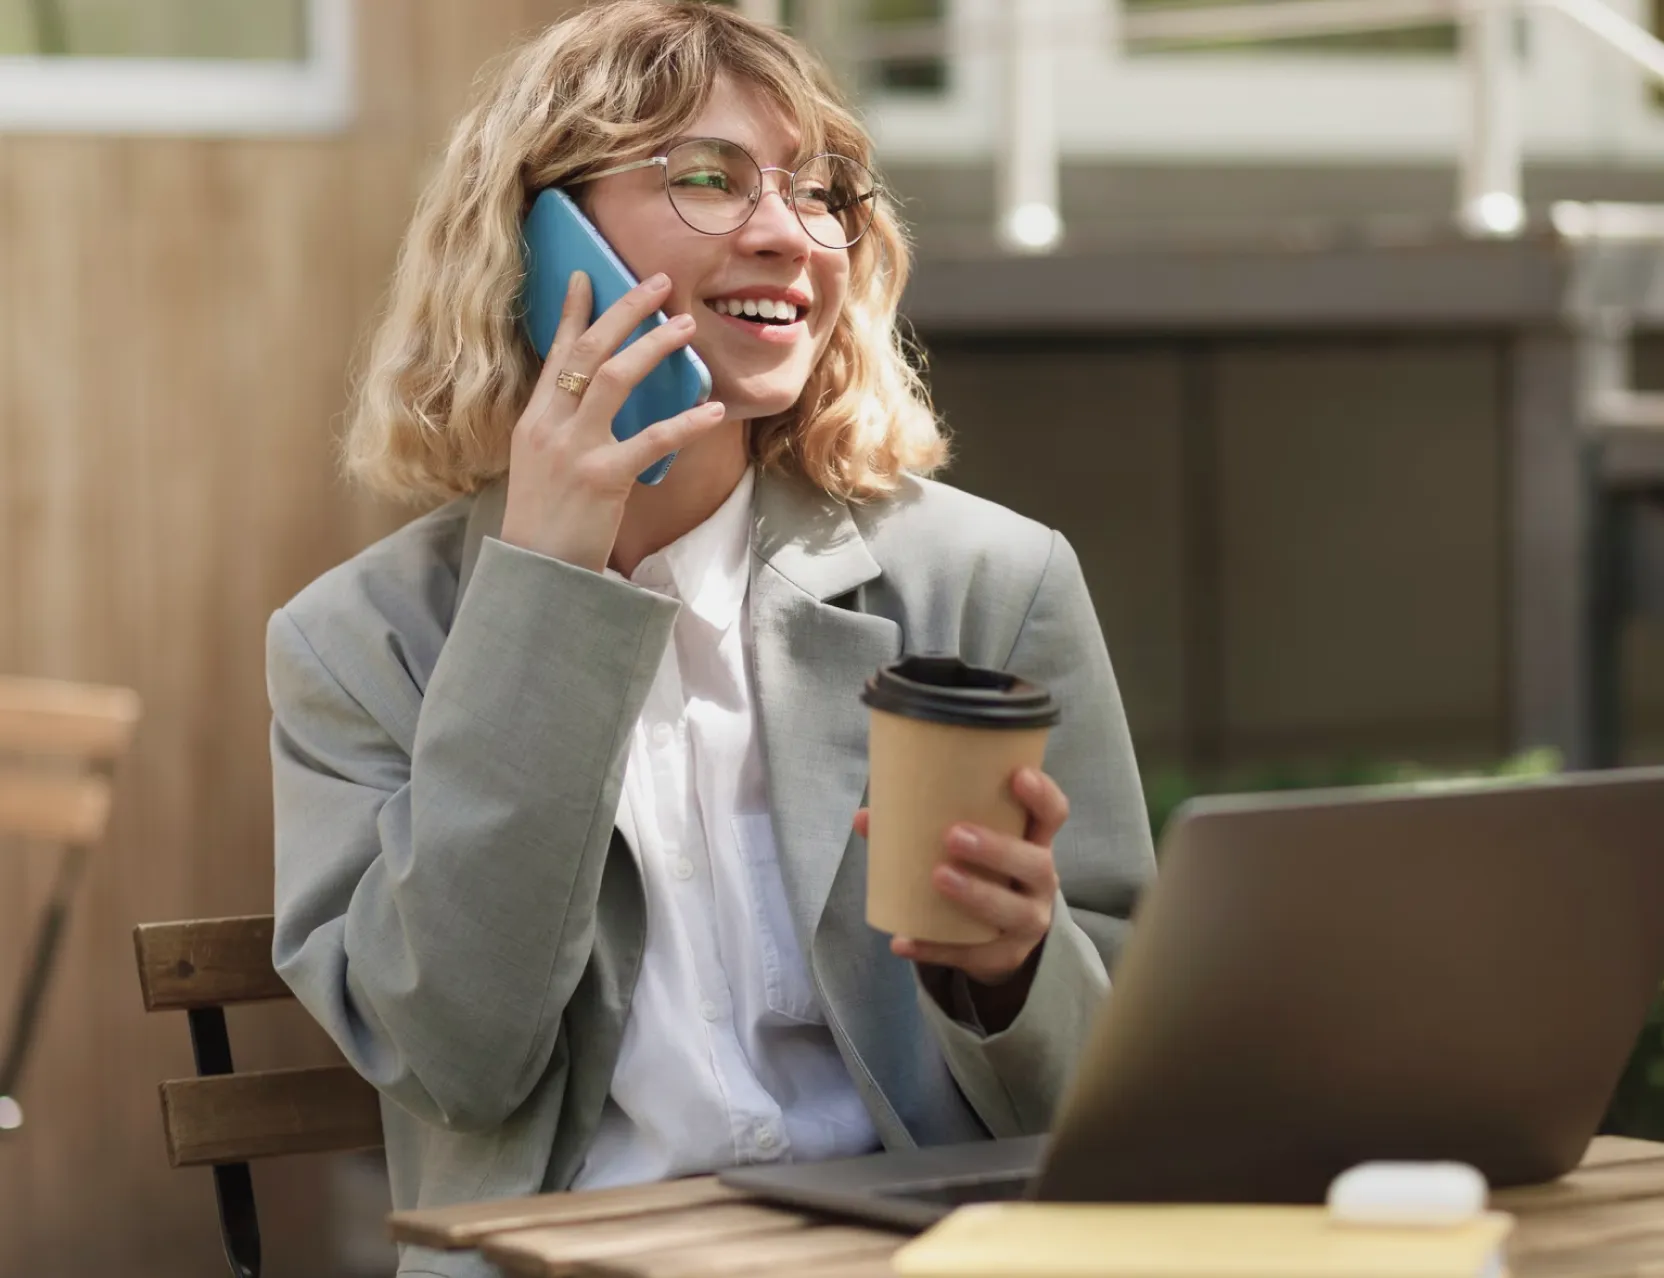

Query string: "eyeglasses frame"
[[564, 137, 882, 250]]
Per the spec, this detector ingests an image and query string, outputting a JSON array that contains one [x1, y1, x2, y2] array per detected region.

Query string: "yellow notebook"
[[890, 1203, 1515, 1278]]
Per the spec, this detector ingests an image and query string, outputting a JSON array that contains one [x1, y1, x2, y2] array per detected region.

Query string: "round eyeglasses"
[[567, 137, 880, 251]]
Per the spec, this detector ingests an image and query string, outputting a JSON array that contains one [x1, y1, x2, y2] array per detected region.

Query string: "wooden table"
[[389, 1136, 1664, 1278]]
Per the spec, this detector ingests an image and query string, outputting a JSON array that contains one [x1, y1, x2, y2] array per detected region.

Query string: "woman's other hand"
[[853, 766, 1068, 990], [499, 270, 728, 572]]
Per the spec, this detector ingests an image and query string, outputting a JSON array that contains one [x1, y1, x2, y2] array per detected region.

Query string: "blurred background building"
[[3, 0, 1664, 1274]]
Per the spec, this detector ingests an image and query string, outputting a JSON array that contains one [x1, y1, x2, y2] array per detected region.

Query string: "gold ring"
[[554, 368, 591, 398]]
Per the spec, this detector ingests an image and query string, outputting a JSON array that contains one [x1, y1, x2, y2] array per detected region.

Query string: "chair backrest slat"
[[0, 676, 141, 760], [133, 917, 290, 1011], [0, 771, 112, 845], [159, 1065, 383, 1167]]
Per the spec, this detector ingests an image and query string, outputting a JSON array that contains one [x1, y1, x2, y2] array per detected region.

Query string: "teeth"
[[705, 298, 801, 322]]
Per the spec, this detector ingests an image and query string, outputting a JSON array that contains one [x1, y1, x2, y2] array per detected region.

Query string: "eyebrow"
[[660, 133, 811, 168]]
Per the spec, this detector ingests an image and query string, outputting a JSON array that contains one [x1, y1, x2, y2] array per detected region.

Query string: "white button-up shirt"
[[572, 466, 880, 1190]]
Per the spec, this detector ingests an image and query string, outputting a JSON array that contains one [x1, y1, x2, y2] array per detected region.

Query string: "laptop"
[[721, 765, 1664, 1231]]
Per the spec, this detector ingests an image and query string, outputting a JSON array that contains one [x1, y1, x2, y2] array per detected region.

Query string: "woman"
[[268, 3, 1154, 1274]]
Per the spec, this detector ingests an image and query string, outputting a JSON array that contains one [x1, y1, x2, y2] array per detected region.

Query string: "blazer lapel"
[[750, 469, 901, 948], [458, 479, 508, 603], [460, 468, 898, 946]]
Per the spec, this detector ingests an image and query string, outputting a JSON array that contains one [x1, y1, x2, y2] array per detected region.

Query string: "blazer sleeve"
[[918, 529, 1157, 1134], [268, 537, 676, 1133]]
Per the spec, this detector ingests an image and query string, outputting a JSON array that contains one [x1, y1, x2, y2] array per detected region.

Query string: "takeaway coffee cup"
[[860, 655, 1062, 944]]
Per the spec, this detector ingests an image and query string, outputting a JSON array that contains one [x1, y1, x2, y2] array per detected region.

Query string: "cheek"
[[809, 258, 852, 352]]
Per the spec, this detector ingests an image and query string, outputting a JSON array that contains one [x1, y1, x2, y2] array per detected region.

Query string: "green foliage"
[[1604, 987, 1664, 1141], [1140, 748, 1664, 1141], [1143, 748, 1562, 840]]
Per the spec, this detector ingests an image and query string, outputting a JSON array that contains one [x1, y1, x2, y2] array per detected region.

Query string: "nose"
[[734, 179, 812, 260]]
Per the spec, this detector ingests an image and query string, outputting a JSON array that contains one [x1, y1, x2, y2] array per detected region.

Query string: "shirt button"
[[672, 857, 695, 881], [651, 722, 674, 747], [699, 999, 720, 1022], [755, 1125, 778, 1150]]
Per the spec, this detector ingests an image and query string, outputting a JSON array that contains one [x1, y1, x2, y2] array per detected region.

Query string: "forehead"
[[680, 74, 807, 166]]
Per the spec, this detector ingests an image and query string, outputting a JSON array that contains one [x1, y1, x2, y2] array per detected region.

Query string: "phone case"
[[521, 188, 712, 486]]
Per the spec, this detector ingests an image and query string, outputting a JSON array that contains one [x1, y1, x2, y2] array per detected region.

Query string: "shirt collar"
[[627, 466, 755, 630]]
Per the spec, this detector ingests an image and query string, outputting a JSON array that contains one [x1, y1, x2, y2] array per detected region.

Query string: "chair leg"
[[212, 1161, 262, 1278], [189, 1007, 262, 1278], [0, 843, 90, 1131]]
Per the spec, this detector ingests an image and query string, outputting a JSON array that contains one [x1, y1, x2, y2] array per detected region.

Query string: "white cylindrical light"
[[1466, 189, 1526, 236], [1004, 201, 1063, 251], [1457, 0, 1524, 238], [997, 0, 1063, 255]]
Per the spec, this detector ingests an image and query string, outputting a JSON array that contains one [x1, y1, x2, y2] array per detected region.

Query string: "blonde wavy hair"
[[345, 0, 946, 505]]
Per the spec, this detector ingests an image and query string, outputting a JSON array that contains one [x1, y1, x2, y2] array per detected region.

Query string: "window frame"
[[0, 0, 352, 135]]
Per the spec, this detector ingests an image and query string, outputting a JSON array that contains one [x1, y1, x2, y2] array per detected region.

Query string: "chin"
[[711, 378, 809, 422]]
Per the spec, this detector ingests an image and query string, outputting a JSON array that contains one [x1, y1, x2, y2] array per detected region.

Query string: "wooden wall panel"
[[1214, 337, 1507, 767], [923, 339, 1189, 768], [920, 332, 1513, 779], [0, 4, 580, 1275]]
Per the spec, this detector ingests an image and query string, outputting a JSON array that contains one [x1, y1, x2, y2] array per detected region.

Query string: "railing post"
[[1458, 0, 1525, 236], [998, 0, 1063, 253]]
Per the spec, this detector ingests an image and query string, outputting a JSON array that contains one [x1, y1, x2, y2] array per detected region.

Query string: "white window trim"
[[0, 0, 353, 135], [867, 0, 1664, 164]]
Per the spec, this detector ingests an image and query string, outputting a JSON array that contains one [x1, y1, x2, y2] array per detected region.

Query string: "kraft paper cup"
[[861, 655, 1062, 944]]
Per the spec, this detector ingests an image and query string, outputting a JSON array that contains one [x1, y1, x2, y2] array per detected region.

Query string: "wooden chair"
[[133, 913, 384, 1278], [0, 674, 141, 1132]]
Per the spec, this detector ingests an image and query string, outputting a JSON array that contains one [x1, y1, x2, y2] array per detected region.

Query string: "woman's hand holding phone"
[[500, 270, 726, 573]]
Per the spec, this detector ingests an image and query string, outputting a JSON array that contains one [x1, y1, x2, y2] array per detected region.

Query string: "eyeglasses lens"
[[664, 139, 876, 249]]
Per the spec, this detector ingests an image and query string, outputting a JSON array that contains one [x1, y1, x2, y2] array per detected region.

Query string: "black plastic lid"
[[860, 654, 1061, 730]]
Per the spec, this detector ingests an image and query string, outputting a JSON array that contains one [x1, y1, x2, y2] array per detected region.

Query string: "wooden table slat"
[[481, 1202, 809, 1276], [1496, 1151, 1664, 1216], [784, 1259, 904, 1278], [1511, 1196, 1664, 1259], [388, 1175, 748, 1249], [585, 1222, 903, 1278], [389, 1136, 1664, 1278], [1509, 1229, 1664, 1278], [1567, 1137, 1664, 1171]]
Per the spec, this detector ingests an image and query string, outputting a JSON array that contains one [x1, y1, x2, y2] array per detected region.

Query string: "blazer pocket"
[[730, 813, 824, 1026]]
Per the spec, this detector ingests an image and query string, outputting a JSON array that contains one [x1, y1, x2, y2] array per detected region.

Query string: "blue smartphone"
[[521, 188, 712, 486]]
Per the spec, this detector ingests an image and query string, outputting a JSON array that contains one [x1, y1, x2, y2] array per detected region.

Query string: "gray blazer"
[[268, 467, 1155, 1277]]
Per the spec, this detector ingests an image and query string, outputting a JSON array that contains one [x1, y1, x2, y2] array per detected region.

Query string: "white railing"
[[846, 0, 1664, 253]]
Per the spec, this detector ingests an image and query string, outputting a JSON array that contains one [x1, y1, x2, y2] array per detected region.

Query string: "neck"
[[609, 421, 750, 579]]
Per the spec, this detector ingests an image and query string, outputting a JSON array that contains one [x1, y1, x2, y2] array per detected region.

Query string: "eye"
[[673, 168, 732, 192], [828, 189, 875, 217]]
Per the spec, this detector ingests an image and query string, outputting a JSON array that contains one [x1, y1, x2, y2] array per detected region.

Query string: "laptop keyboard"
[[877, 1174, 1033, 1208]]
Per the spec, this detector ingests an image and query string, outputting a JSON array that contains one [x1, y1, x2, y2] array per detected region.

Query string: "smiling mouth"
[[704, 297, 803, 326]]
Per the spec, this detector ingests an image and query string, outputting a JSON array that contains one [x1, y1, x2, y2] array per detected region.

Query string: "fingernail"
[[938, 866, 968, 892], [568, 269, 585, 288], [646, 272, 670, 289], [948, 826, 978, 853], [703, 401, 726, 417], [672, 312, 696, 330]]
